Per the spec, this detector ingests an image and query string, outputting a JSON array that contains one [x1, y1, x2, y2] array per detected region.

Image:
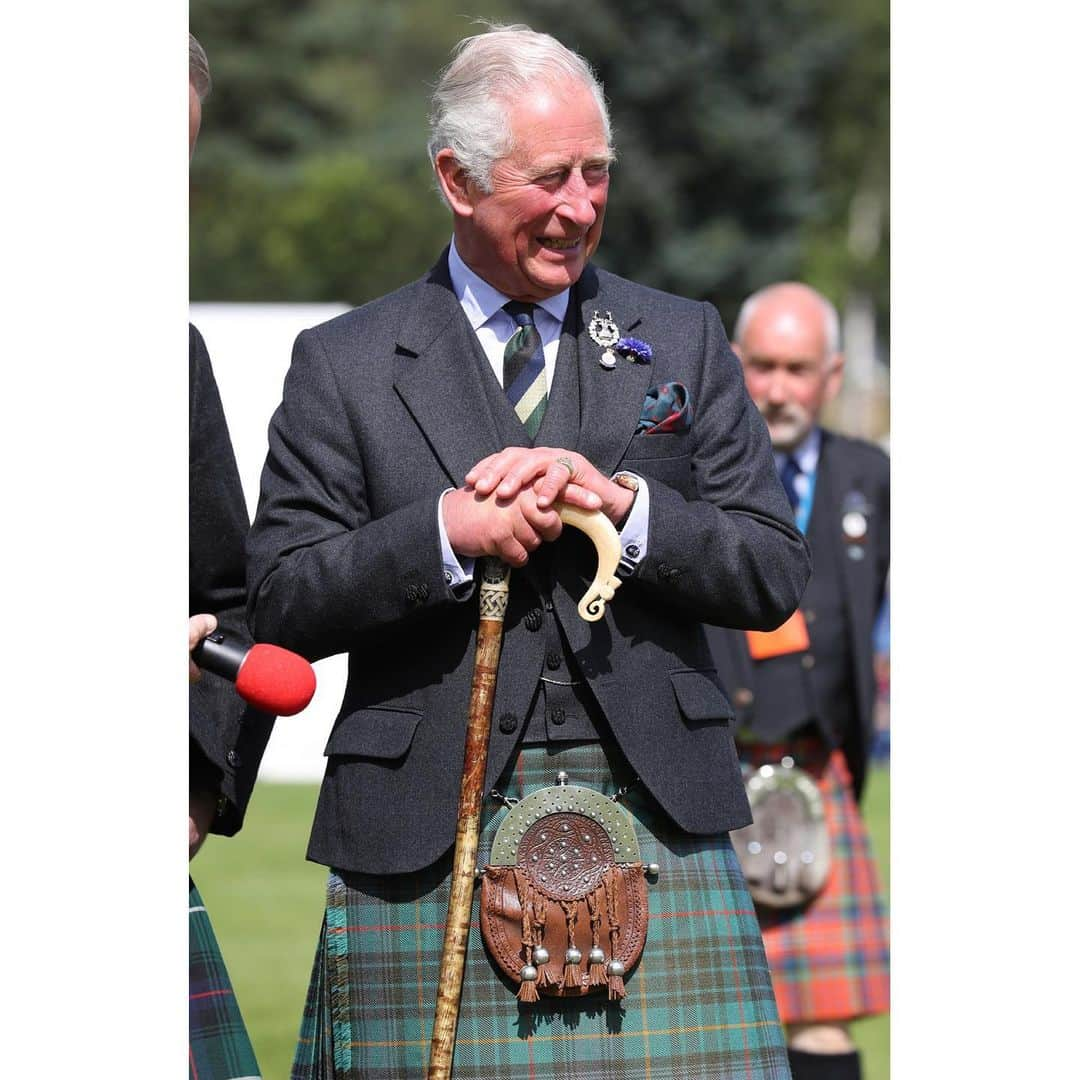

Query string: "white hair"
[[189, 32, 211, 102], [427, 23, 613, 201], [734, 283, 841, 357]]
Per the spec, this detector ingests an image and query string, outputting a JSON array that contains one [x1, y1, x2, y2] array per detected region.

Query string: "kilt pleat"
[[292, 741, 791, 1079], [738, 740, 890, 1024], [189, 878, 262, 1080]]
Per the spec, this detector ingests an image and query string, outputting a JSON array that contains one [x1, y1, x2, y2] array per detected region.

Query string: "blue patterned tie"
[[779, 456, 801, 512], [502, 302, 548, 439]]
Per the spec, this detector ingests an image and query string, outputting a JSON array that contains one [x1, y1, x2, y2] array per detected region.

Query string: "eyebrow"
[[531, 149, 615, 170]]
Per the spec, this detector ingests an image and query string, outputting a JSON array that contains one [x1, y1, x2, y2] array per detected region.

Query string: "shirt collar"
[[774, 426, 822, 476], [448, 237, 570, 332]]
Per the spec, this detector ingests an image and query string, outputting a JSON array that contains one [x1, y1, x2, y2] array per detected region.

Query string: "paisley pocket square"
[[637, 381, 693, 434]]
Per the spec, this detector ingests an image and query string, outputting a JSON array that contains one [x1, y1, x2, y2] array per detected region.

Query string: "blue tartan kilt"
[[292, 741, 791, 1079], [189, 878, 262, 1080]]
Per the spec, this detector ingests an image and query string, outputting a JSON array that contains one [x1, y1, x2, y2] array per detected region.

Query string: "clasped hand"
[[444, 447, 634, 567]]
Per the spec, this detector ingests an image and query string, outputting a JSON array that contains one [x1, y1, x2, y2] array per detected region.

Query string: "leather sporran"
[[731, 756, 830, 909], [479, 774, 648, 1002]]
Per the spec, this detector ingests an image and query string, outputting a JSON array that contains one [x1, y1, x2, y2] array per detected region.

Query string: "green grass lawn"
[[195, 766, 890, 1079]]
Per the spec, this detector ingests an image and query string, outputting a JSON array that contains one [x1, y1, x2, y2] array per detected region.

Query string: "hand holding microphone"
[[190, 619, 316, 716]]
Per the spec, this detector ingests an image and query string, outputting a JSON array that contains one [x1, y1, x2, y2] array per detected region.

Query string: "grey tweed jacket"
[[246, 253, 810, 875]]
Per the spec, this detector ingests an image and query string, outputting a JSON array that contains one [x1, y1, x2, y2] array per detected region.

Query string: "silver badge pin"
[[588, 310, 619, 369]]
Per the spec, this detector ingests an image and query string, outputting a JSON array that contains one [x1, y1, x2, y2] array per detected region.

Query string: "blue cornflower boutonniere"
[[614, 336, 653, 364]]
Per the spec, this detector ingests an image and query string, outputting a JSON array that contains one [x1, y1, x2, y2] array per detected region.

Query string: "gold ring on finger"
[[555, 455, 576, 479]]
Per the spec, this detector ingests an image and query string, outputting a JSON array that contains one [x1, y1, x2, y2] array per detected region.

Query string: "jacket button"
[[801, 654, 815, 670], [498, 713, 518, 735], [550, 707, 567, 726], [416, 582, 429, 601], [546, 651, 562, 670], [404, 583, 418, 602], [524, 608, 543, 632], [733, 688, 754, 708], [226, 748, 241, 768]]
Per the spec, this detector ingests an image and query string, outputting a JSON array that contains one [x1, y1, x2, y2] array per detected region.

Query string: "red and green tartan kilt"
[[189, 878, 262, 1080], [292, 740, 792, 1079], [737, 738, 890, 1024]]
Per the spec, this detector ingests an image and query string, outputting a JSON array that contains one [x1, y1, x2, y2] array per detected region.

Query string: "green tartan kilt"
[[189, 878, 262, 1080], [292, 741, 790, 1079]]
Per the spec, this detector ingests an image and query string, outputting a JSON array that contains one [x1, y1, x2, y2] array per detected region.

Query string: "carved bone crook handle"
[[554, 503, 623, 621]]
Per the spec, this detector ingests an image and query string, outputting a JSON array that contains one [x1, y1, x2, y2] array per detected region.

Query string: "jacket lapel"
[[392, 251, 503, 486], [572, 266, 654, 477]]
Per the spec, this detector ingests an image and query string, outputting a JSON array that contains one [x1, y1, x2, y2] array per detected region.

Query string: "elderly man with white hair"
[[707, 283, 890, 1080], [248, 25, 810, 1079]]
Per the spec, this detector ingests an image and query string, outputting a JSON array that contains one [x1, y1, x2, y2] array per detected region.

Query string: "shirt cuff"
[[613, 472, 649, 578], [438, 489, 476, 597]]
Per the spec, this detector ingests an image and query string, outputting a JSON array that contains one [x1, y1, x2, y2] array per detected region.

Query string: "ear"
[[823, 351, 846, 402], [731, 342, 744, 363], [434, 149, 476, 217]]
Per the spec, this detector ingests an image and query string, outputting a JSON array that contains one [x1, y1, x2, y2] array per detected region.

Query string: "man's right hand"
[[443, 485, 563, 567]]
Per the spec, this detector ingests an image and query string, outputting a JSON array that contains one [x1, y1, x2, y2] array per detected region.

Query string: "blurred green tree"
[[191, 0, 513, 302], [191, 0, 887, 342]]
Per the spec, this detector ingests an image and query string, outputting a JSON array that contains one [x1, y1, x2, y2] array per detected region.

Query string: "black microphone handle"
[[191, 631, 249, 682]]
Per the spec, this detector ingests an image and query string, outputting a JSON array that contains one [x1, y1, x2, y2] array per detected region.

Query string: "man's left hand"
[[464, 448, 634, 526]]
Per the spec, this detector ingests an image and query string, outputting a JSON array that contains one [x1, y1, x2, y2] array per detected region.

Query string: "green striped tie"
[[503, 302, 548, 438]]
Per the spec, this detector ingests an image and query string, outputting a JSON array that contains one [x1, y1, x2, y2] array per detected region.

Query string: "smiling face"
[[438, 80, 611, 302]]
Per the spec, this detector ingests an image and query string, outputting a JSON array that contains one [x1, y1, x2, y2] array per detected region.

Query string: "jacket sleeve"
[[622, 302, 811, 630], [189, 324, 274, 836], [245, 327, 460, 662]]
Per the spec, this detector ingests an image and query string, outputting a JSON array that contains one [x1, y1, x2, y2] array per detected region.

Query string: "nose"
[[558, 170, 599, 228], [765, 370, 789, 406]]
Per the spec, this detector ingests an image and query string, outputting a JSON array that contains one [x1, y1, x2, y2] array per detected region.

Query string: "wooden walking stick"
[[426, 503, 623, 1080]]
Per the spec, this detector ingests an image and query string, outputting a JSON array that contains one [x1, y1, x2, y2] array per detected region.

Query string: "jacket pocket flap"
[[324, 706, 422, 760], [669, 669, 734, 724]]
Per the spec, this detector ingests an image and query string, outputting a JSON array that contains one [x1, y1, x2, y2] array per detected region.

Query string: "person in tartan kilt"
[[247, 24, 811, 1079], [189, 32, 273, 1080], [707, 283, 890, 1080]]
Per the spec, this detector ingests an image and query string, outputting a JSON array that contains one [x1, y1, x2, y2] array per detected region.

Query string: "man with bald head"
[[707, 284, 890, 1080]]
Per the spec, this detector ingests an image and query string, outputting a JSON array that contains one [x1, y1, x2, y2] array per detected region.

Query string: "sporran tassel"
[[514, 869, 540, 1002], [586, 886, 607, 986], [604, 867, 625, 1000], [533, 895, 557, 988], [559, 900, 583, 988]]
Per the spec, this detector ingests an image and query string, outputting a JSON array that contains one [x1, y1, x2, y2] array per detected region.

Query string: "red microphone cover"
[[235, 643, 316, 716]]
